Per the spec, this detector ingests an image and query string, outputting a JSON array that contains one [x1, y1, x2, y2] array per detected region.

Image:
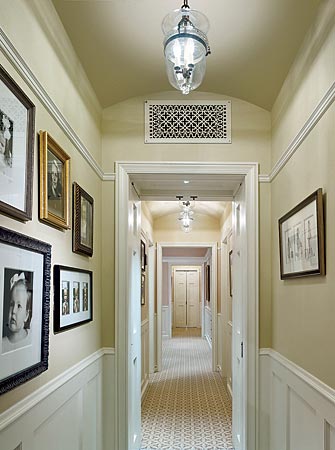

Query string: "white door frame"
[[157, 242, 217, 372], [115, 161, 259, 450]]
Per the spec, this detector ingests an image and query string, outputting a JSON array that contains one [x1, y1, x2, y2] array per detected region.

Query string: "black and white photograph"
[[0, 226, 51, 395], [62, 281, 70, 316], [0, 65, 35, 222], [279, 188, 325, 279], [39, 131, 70, 230], [53, 265, 92, 333], [73, 182, 94, 257]]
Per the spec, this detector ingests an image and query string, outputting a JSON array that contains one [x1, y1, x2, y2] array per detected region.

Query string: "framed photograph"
[[141, 239, 146, 272], [229, 250, 233, 297], [205, 264, 210, 302], [53, 265, 93, 333], [39, 131, 70, 229], [141, 273, 146, 306], [0, 226, 51, 395], [73, 182, 94, 256], [278, 188, 325, 279], [0, 64, 35, 222]]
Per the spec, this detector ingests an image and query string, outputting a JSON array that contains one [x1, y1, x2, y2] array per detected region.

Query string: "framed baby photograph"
[[0, 226, 51, 395], [53, 265, 93, 333], [278, 188, 325, 279], [72, 182, 94, 257], [0, 64, 35, 222], [39, 131, 70, 230]]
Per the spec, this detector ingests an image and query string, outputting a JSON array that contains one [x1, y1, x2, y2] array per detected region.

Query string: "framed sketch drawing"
[[141, 240, 146, 272], [53, 265, 93, 332], [39, 131, 70, 229], [73, 182, 94, 256], [278, 188, 325, 279], [0, 64, 35, 222], [0, 226, 51, 395], [141, 273, 145, 306]]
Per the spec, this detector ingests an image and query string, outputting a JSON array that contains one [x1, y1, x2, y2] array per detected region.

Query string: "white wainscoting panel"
[[217, 313, 223, 374], [204, 306, 212, 348], [162, 305, 170, 338], [259, 349, 335, 450], [0, 348, 116, 450], [141, 319, 149, 398]]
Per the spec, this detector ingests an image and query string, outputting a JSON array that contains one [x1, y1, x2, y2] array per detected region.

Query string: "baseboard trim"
[[260, 348, 335, 405], [0, 347, 115, 432]]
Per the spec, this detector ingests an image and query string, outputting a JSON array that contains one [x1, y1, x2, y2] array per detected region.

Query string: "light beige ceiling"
[[144, 200, 227, 220], [162, 247, 209, 258], [52, 0, 321, 110]]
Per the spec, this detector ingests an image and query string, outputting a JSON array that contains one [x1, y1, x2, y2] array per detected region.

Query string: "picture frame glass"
[[47, 149, 64, 217], [80, 196, 93, 248], [0, 241, 45, 387], [0, 81, 29, 213]]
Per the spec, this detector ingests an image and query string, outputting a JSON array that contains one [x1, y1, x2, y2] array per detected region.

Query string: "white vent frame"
[[144, 100, 231, 144]]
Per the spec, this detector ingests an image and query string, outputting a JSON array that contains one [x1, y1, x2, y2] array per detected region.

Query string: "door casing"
[[115, 161, 259, 450]]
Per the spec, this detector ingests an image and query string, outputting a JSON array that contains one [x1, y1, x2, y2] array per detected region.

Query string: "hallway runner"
[[141, 331, 234, 449]]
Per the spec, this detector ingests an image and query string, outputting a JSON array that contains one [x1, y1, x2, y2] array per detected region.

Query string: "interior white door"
[[186, 270, 200, 327], [232, 181, 246, 450], [127, 182, 141, 450], [174, 270, 187, 327]]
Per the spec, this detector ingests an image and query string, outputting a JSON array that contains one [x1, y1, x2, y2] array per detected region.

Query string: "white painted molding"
[[269, 81, 335, 182], [0, 26, 105, 180], [260, 348, 335, 406], [0, 347, 115, 432], [1, 25, 333, 186]]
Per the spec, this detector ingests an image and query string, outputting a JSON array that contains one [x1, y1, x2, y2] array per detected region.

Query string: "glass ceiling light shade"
[[177, 197, 196, 233], [162, 0, 211, 95]]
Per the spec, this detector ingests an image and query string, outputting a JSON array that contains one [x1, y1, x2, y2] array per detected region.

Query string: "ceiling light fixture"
[[177, 195, 197, 233], [162, 0, 211, 95]]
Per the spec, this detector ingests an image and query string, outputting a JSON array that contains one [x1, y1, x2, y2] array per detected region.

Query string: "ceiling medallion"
[[162, 0, 211, 95]]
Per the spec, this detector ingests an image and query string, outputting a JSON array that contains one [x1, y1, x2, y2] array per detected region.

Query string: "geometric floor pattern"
[[141, 328, 234, 450]]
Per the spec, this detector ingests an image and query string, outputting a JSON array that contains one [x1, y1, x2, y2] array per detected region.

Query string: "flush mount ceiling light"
[[177, 195, 197, 233], [162, 0, 211, 95]]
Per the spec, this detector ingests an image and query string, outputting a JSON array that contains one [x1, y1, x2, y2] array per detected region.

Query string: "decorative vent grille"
[[144, 100, 231, 144]]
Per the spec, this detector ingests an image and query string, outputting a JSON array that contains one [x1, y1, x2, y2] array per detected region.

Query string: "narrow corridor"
[[141, 329, 233, 450]]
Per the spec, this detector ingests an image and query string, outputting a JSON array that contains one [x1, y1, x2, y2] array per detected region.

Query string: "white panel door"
[[174, 270, 187, 327], [128, 183, 141, 450], [186, 270, 200, 327], [232, 181, 246, 450]]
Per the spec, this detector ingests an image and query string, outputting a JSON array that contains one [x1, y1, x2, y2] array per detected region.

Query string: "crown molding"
[[0, 26, 104, 180], [1, 26, 333, 186]]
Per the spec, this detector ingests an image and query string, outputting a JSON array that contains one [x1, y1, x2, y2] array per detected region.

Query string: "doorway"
[[115, 161, 259, 450], [173, 267, 200, 328]]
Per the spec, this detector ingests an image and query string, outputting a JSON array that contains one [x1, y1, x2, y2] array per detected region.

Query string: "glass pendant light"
[[162, 0, 211, 95]]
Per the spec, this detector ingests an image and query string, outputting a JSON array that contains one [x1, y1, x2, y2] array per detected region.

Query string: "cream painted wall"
[[271, 1, 335, 388], [0, 0, 102, 413]]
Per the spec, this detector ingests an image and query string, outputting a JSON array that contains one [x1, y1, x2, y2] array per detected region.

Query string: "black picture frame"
[[141, 239, 146, 272], [53, 265, 93, 333], [0, 64, 35, 222], [229, 250, 233, 297], [205, 264, 210, 302], [278, 188, 325, 279], [72, 182, 94, 257], [0, 226, 51, 395]]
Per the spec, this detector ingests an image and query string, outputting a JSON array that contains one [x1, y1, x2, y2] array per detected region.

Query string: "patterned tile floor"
[[141, 328, 234, 450]]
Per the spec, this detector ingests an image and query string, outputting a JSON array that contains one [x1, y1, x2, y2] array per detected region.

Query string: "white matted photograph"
[[278, 188, 325, 279]]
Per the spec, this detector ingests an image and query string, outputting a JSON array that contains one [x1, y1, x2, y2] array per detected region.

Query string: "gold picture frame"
[[39, 131, 70, 229]]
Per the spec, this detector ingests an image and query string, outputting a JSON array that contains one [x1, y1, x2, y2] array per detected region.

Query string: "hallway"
[[141, 329, 233, 450]]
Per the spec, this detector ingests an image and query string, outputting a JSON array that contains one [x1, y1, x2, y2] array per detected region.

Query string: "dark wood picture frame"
[[73, 182, 94, 257], [0, 64, 35, 222], [0, 226, 51, 395], [278, 188, 325, 279], [229, 250, 233, 297], [53, 265, 93, 333], [39, 131, 70, 230], [141, 273, 146, 306], [141, 239, 146, 272]]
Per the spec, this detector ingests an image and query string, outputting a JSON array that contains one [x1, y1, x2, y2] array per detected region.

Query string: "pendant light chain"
[[182, 0, 190, 9]]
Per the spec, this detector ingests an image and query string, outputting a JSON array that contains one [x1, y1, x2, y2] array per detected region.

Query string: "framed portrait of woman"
[[39, 131, 70, 229], [72, 182, 94, 256]]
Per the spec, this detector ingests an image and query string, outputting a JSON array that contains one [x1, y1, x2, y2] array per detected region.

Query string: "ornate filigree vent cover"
[[144, 100, 231, 144]]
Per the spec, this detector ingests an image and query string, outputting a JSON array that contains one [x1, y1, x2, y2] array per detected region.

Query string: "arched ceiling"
[[52, 0, 321, 110]]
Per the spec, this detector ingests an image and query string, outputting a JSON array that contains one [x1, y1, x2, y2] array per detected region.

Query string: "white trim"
[[0, 25, 333, 185], [0, 27, 104, 180], [260, 348, 335, 405], [0, 347, 114, 432]]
